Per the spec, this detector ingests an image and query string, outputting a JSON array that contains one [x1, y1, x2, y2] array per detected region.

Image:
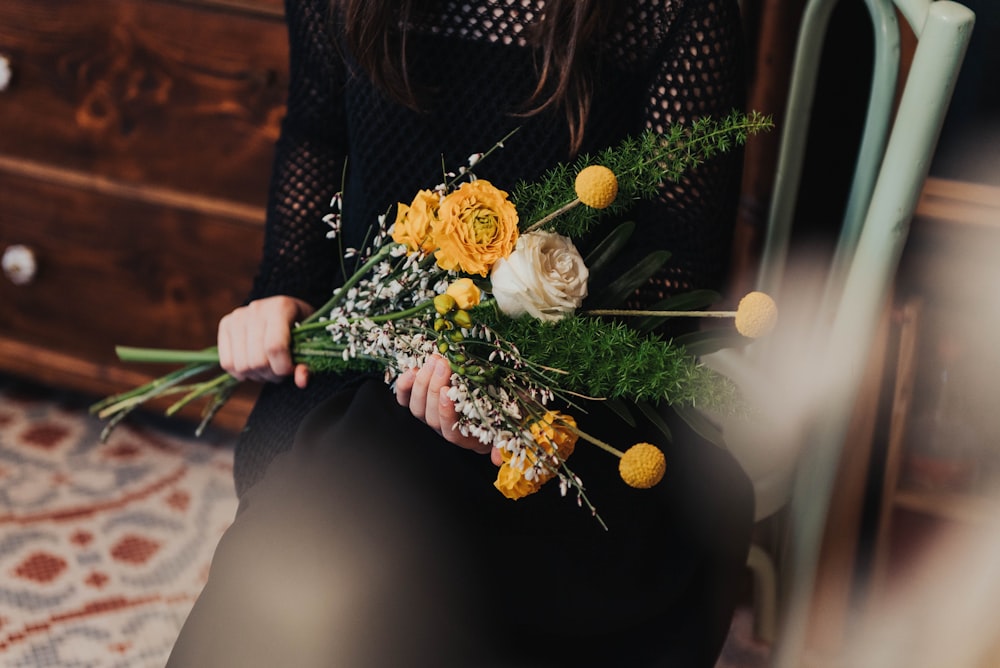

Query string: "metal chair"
[[707, 0, 975, 663]]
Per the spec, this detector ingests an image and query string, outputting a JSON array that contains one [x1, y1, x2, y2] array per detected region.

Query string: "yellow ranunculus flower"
[[494, 411, 578, 500], [493, 463, 540, 500], [528, 411, 579, 460], [391, 189, 440, 253], [445, 278, 481, 310], [432, 180, 519, 276]]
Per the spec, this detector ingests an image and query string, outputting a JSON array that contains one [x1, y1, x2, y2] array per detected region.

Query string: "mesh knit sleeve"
[[630, 0, 746, 304], [248, 0, 347, 308]]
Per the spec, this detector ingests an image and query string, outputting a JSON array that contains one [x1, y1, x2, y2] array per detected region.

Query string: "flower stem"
[[166, 372, 233, 416], [301, 243, 397, 325], [572, 427, 625, 458], [585, 309, 737, 318], [526, 198, 581, 232], [115, 346, 220, 364]]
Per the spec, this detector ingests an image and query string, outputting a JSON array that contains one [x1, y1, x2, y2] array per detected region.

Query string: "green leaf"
[[672, 404, 726, 447], [635, 400, 672, 441], [673, 328, 746, 356], [589, 250, 671, 308], [584, 221, 635, 279], [603, 398, 637, 427]]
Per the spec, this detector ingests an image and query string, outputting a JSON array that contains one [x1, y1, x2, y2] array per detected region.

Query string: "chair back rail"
[[769, 2, 975, 667]]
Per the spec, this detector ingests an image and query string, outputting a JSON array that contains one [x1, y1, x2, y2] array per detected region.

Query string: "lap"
[[170, 379, 754, 667]]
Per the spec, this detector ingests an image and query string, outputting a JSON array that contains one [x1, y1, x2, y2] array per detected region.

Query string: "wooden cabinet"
[[871, 179, 1000, 592], [0, 0, 289, 430]]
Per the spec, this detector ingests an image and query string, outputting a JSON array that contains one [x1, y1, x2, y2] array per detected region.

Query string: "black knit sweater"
[[234, 0, 746, 497]]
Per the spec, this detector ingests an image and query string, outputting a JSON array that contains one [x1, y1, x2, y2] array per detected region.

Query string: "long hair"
[[334, 0, 613, 154]]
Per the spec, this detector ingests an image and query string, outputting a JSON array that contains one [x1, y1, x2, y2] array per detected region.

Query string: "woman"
[[169, 1, 754, 665]]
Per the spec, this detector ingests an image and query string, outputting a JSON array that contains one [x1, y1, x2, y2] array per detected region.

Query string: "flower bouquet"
[[91, 111, 774, 525]]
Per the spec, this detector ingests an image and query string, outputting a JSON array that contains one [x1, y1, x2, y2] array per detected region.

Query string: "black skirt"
[[167, 379, 754, 668]]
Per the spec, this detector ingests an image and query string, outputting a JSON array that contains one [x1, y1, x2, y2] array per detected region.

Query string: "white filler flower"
[[490, 231, 588, 322]]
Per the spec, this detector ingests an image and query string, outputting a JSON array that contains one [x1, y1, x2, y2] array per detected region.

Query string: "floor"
[[0, 374, 771, 667]]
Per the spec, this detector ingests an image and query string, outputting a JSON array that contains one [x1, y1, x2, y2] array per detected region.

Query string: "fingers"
[[397, 356, 490, 455], [437, 387, 491, 454], [217, 296, 314, 384], [294, 364, 310, 389]]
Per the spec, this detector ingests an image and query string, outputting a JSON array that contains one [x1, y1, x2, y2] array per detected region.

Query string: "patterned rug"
[[0, 377, 237, 667], [0, 374, 770, 667]]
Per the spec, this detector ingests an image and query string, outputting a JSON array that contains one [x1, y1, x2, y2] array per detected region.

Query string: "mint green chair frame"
[[748, 0, 974, 665]]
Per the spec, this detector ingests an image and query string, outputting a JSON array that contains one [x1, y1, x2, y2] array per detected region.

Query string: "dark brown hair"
[[334, 0, 612, 154]]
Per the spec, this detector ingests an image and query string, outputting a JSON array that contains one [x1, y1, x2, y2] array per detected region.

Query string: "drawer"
[[0, 0, 288, 207], [0, 170, 264, 365]]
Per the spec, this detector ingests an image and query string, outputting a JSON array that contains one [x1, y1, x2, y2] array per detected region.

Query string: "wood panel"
[[0, 0, 288, 206], [0, 335, 259, 434], [0, 171, 264, 365], [179, 0, 285, 18]]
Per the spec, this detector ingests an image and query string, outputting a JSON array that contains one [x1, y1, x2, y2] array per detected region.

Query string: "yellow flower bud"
[[434, 293, 457, 315], [735, 291, 778, 338], [445, 278, 481, 310], [574, 165, 618, 209], [453, 309, 473, 329], [619, 443, 666, 489]]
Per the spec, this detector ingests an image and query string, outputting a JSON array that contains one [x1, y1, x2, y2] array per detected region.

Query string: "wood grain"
[[0, 0, 288, 206], [0, 171, 264, 364]]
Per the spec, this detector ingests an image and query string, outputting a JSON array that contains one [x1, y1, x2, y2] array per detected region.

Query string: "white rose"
[[490, 231, 588, 322]]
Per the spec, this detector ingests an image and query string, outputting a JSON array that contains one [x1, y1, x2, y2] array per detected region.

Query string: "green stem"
[[301, 243, 398, 325], [585, 309, 736, 318], [574, 428, 625, 458], [166, 372, 233, 416], [629, 116, 770, 178], [92, 362, 217, 418], [368, 300, 434, 323], [115, 346, 220, 364], [293, 299, 435, 335], [526, 198, 582, 232]]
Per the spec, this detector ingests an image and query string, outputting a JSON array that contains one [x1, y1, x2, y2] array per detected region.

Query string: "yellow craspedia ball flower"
[[619, 443, 666, 489], [574, 165, 618, 209], [735, 291, 778, 338]]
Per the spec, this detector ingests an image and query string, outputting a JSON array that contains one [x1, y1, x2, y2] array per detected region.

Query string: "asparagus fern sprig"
[[512, 109, 773, 238]]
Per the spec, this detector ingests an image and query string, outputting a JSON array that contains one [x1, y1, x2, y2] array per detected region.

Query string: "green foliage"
[[481, 309, 741, 413], [511, 109, 773, 238]]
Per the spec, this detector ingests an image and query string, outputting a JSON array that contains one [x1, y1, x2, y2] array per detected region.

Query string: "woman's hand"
[[396, 355, 502, 464], [217, 296, 315, 388]]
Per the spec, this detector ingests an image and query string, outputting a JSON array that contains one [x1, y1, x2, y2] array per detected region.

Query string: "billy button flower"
[[619, 443, 667, 489], [574, 165, 619, 209], [587, 291, 779, 339], [734, 291, 778, 338], [494, 411, 666, 498], [526, 164, 620, 232], [564, 426, 667, 490]]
